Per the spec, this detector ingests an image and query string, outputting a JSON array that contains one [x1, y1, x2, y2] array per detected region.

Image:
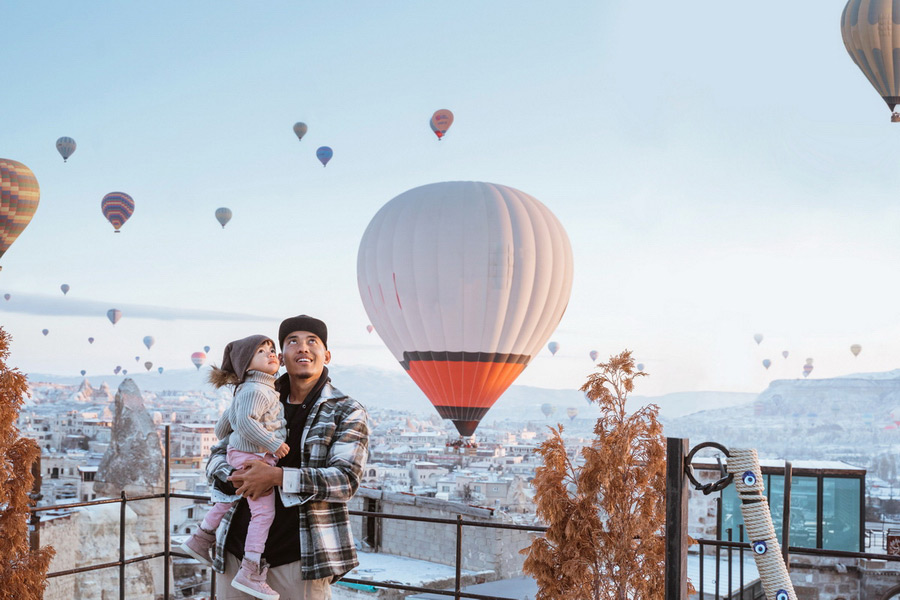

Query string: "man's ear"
[[279, 354, 284, 365], [324, 350, 331, 365]]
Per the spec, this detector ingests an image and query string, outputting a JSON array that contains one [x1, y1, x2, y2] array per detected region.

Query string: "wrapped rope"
[[726, 448, 796, 600]]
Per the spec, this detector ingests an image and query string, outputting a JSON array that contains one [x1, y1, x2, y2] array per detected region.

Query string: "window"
[[822, 477, 860, 551]]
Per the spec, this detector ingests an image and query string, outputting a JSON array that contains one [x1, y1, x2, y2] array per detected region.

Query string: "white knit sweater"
[[214, 370, 286, 454]]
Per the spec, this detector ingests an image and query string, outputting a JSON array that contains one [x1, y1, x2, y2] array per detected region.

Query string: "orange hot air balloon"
[[0, 159, 41, 270], [357, 181, 574, 436]]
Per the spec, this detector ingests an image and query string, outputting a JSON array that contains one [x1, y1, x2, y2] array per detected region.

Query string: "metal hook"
[[684, 441, 733, 495]]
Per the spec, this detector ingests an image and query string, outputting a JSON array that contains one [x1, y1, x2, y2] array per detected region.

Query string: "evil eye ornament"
[[752, 540, 768, 555], [741, 471, 757, 486], [775, 591, 789, 600]]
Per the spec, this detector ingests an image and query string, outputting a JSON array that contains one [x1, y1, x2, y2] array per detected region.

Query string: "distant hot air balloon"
[[430, 109, 454, 140], [0, 159, 41, 270], [782, 351, 789, 359], [316, 146, 333, 167], [850, 344, 862, 357], [143, 335, 155, 350], [762, 359, 772, 370], [203, 345, 210, 354], [366, 325, 374, 334], [803, 364, 813, 378], [122, 369, 128, 375], [548, 341, 560, 356], [636, 363, 645, 372], [357, 181, 573, 437], [3, 294, 8, 301], [566, 407, 578, 421], [60, 283, 70, 295], [293, 122, 308, 141], [158, 366, 164, 374], [134, 356, 140, 362], [80, 370, 86, 376], [41, 329, 48, 336], [841, 0, 900, 122], [589, 350, 599, 362], [541, 403, 555, 418], [101, 192, 134, 232], [753, 333, 763, 345], [114, 366, 121, 375], [191, 351, 207, 370], [215, 207, 232, 229], [56, 137, 76, 161], [144, 361, 152, 371], [88, 337, 94, 344], [107, 308, 122, 325]]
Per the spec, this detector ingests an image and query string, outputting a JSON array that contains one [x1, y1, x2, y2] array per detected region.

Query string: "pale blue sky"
[[2, 1, 899, 395]]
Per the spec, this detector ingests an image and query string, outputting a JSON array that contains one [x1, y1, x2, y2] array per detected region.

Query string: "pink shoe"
[[179, 527, 216, 566], [231, 558, 279, 600]]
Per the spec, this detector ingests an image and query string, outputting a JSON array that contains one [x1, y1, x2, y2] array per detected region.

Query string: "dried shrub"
[[0, 328, 54, 600], [522, 350, 666, 599]]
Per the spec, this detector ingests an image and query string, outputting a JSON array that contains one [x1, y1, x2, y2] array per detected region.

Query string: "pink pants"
[[201, 447, 277, 555]]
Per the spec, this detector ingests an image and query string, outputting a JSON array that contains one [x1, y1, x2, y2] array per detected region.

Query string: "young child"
[[180, 334, 287, 600]]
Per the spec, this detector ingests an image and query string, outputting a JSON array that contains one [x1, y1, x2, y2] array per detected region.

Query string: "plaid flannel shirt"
[[206, 381, 369, 582]]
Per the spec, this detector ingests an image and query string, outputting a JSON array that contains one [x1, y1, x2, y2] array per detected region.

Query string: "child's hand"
[[274, 443, 290, 459]]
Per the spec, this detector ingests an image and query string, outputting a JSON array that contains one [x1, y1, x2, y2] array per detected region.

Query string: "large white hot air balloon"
[[357, 181, 574, 436]]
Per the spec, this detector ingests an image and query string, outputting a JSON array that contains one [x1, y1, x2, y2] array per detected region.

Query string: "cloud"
[[0, 293, 271, 322]]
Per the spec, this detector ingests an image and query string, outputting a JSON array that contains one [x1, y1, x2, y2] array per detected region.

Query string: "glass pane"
[[823, 477, 861, 551], [721, 483, 745, 542], [789, 476, 819, 548]]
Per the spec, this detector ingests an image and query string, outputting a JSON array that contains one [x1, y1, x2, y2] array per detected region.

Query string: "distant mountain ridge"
[[26, 364, 756, 422]]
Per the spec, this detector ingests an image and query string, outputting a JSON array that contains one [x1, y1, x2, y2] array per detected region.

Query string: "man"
[[205, 315, 369, 599]]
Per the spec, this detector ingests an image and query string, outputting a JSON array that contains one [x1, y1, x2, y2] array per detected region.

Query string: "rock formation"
[[93, 378, 169, 596]]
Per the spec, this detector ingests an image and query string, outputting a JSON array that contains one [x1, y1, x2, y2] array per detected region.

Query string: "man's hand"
[[227, 460, 283, 501]]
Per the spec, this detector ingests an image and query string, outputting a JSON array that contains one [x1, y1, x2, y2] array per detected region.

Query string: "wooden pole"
[[665, 437, 689, 600]]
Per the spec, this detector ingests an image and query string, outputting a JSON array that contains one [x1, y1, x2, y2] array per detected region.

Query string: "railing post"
[[120, 491, 127, 600], [29, 454, 42, 552], [164, 425, 171, 599], [665, 437, 689, 600], [455, 514, 463, 600], [782, 460, 792, 569]]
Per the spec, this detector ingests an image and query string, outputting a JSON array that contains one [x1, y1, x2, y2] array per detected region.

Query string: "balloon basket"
[[446, 437, 478, 454], [892, 112, 900, 123]]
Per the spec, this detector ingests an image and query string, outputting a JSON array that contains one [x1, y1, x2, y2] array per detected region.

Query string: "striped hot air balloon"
[[357, 181, 573, 437], [191, 351, 207, 370], [107, 308, 122, 325], [0, 159, 40, 269], [101, 192, 134, 232], [56, 137, 76, 161], [841, 0, 900, 121]]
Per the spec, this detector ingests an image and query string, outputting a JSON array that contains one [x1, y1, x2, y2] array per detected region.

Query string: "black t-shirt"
[[224, 390, 318, 566]]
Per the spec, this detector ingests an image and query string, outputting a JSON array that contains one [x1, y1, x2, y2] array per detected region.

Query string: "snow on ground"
[[346, 550, 490, 587]]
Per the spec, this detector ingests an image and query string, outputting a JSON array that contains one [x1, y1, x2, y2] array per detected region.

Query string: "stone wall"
[[349, 488, 535, 579], [38, 504, 157, 600], [40, 513, 77, 600]]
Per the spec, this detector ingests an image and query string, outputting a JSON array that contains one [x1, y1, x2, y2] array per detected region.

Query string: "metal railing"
[[29, 425, 547, 600], [667, 438, 900, 600]]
